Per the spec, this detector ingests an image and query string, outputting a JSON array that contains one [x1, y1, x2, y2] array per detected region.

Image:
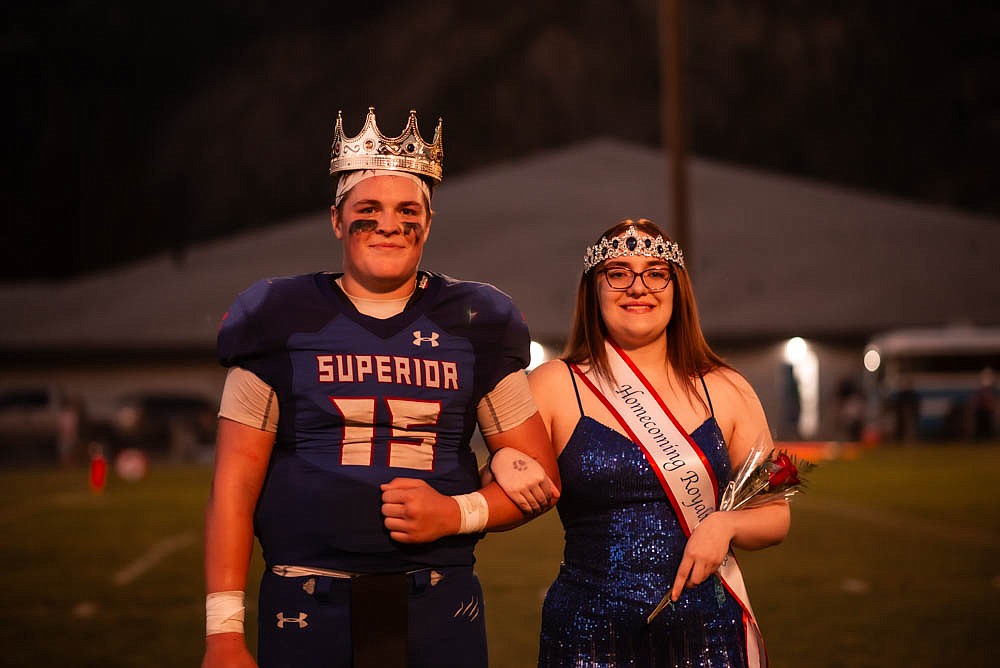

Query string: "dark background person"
[[894, 377, 920, 442], [835, 377, 866, 442], [973, 368, 996, 440]]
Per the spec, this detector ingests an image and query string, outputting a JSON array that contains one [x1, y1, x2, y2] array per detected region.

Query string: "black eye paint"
[[348, 219, 378, 235], [402, 222, 424, 240], [348, 218, 424, 240]]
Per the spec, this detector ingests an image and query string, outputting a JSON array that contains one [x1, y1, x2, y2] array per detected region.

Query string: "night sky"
[[4, 0, 998, 281]]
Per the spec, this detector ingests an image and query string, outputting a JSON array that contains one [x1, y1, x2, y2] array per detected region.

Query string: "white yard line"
[[801, 495, 1000, 550], [113, 531, 197, 587]]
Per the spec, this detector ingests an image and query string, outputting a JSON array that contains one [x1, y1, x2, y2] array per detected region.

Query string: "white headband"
[[334, 169, 432, 207]]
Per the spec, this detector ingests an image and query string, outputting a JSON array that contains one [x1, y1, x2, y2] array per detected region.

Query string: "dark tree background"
[[4, 0, 998, 280]]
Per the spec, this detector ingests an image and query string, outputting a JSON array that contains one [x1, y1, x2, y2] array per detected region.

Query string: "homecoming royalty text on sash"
[[573, 340, 768, 668]]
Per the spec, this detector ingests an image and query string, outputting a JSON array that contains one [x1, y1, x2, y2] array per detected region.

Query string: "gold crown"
[[329, 107, 444, 183]]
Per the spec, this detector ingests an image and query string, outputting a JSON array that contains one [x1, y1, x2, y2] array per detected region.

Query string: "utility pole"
[[658, 0, 690, 270]]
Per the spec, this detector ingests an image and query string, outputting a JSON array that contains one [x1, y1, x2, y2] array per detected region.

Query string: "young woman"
[[528, 219, 790, 667]]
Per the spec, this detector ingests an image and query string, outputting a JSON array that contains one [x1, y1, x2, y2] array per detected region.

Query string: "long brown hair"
[[563, 219, 731, 399]]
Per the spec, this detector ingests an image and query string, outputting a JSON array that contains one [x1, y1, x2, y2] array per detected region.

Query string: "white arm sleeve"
[[476, 370, 537, 436], [218, 366, 279, 432]]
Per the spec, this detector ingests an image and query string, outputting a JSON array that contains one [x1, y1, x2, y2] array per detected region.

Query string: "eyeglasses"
[[599, 266, 673, 292]]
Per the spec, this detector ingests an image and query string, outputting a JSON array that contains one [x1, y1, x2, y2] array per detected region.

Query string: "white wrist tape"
[[206, 590, 246, 636], [453, 491, 489, 534]]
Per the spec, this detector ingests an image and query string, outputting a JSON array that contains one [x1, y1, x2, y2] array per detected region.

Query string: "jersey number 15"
[[329, 397, 441, 471]]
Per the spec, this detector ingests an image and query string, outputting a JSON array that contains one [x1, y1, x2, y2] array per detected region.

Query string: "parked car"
[[0, 387, 81, 465], [109, 392, 217, 459]]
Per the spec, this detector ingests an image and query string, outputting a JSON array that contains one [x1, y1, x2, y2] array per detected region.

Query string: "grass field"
[[0, 443, 998, 667]]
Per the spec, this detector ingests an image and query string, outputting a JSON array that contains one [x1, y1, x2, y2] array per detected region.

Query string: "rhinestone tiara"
[[583, 225, 685, 272], [330, 107, 444, 183]]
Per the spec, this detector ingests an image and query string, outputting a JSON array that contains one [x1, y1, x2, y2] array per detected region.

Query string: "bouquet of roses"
[[720, 437, 817, 512], [647, 437, 815, 623]]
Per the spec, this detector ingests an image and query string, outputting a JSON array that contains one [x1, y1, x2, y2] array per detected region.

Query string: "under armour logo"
[[412, 331, 440, 347], [276, 612, 309, 629]]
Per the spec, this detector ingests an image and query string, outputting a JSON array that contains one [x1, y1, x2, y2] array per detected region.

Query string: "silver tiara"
[[583, 226, 685, 272]]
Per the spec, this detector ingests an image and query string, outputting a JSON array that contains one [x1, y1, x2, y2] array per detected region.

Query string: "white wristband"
[[206, 590, 246, 636], [453, 491, 489, 534]]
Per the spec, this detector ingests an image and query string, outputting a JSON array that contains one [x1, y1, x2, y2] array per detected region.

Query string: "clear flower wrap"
[[647, 435, 816, 623], [720, 436, 817, 512]]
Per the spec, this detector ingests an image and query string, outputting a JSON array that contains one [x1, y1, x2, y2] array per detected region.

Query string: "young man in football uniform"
[[202, 108, 559, 668]]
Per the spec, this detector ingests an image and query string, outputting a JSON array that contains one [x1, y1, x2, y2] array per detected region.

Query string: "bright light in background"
[[863, 348, 881, 373], [528, 341, 548, 371], [784, 336, 808, 364], [784, 336, 819, 438]]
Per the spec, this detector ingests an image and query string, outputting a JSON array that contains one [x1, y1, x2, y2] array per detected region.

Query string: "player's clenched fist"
[[381, 478, 461, 543]]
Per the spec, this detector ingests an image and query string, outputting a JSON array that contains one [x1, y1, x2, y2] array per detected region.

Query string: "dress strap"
[[699, 374, 716, 417], [563, 360, 585, 417]]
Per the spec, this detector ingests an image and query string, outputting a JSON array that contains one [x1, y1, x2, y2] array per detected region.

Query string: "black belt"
[[270, 564, 453, 596]]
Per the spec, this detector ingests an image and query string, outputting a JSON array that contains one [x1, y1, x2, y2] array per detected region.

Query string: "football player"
[[202, 108, 559, 668]]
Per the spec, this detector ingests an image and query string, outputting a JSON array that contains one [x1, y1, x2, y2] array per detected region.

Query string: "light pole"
[[658, 0, 690, 270]]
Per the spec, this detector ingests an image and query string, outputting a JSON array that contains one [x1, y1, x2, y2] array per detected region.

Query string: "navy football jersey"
[[217, 271, 530, 572]]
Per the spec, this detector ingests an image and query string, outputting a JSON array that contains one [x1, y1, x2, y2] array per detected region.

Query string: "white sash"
[[573, 340, 767, 668]]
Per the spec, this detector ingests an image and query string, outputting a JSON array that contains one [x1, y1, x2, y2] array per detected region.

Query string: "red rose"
[[768, 452, 800, 488]]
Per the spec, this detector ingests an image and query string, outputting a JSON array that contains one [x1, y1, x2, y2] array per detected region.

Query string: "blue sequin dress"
[[538, 368, 747, 668]]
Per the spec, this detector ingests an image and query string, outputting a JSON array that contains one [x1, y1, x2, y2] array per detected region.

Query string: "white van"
[[863, 326, 999, 441]]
